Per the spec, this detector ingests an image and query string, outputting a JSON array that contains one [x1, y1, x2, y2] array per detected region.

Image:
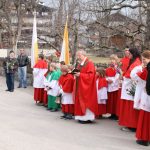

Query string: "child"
[[96, 67, 108, 118], [105, 54, 120, 120], [46, 63, 60, 111], [33, 54, 48, 104], [136, 50, 150, 146], [58, 65, 74, 119], [43, 63, 51, 107]]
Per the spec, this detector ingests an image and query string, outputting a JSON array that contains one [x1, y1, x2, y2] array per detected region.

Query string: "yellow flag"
[[31, 12, 39, 68], [59, 18, 70, 65]]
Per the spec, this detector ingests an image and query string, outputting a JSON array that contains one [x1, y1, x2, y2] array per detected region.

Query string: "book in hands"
[[71, 68, 80, 74]]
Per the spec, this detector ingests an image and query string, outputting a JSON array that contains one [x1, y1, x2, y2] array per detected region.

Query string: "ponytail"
[[146, 62, 150, 95]]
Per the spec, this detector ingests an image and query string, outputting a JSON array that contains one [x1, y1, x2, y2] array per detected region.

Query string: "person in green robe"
[[46, 63, 61, 112]]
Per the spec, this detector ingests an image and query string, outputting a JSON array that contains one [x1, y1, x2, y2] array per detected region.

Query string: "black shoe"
[[17, 86, 21, 88], [121, 127, 136, 132], [47, 108, 52, 111], [65, 114, 73, 120], [136, 140, 149, 146], [78, 120, 93, 124], [108, 115, 118, 120], [5, 89, 10, 91], [128, 127, 136, 132], [9, 90, 14, 92], [60, 115, 67, 119], [50, 109, 58, 112], [44, 104, 48, 108], [24, 86, 27, 88], [36, 101, 43, 106]]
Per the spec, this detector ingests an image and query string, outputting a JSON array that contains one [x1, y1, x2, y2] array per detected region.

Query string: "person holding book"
[[73, 50, 98, 124]]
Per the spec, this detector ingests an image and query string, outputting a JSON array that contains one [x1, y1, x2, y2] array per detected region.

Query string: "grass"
[[88, 55, 110, 64]]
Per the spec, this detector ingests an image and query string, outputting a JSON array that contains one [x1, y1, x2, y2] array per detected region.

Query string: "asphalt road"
[[0, 76, 149, 150]]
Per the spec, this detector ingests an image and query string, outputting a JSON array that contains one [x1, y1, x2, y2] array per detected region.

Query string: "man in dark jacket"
[[17, 49, 29, 88], [3, 51, 18, 92]]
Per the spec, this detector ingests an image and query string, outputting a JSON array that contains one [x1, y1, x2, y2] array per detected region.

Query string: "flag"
[[31, 11, 39, 68], [59, 18, 70, 65]]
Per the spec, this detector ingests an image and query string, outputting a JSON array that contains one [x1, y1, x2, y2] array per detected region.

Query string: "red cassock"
[[97, 76, 108, 90], [136, 68, 150, 141], [97, 76, 108, 116], [43, 90, 48, 105], [42, 72, 49, 105], [119, 58, 141, 128], [59, 74, 75, 114], [34, 88, 44, 102], [120, 56, 130, 76], [74, 59, 99, 116], [105, 67, 119, 115], [34, 60, 48, 103], [116, 88, 122, 117]]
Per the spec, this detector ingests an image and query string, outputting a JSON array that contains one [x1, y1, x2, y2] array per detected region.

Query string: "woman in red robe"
[[119, 48, 142, 131]]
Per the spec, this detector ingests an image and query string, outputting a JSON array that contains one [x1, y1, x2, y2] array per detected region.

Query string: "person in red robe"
[[117, 48, 130, 117], [73, 50, 98, 124], [96, 67, 108, 118], [119, 48, 142, 132], [58, 65, 74, 119], [120, 48, 130, 75], [33, 54, 48, 105], [105, 54, 120, 120], [136, 51, 150, 146]]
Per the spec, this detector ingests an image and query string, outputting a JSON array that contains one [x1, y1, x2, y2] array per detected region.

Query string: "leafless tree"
[[0, 0, 38, 53]]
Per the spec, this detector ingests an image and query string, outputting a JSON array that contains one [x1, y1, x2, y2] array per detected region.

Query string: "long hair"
[[127, 48, 141, 70], [146, 62, 150, 95], [96, 67, 106, 78]]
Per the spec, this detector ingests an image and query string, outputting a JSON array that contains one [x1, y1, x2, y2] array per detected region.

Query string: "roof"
[[101, 12, 137, 23], [36, 3, 56, 12]]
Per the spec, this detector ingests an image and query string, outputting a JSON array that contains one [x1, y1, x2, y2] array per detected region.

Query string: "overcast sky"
[[41, 0, 139, 20]]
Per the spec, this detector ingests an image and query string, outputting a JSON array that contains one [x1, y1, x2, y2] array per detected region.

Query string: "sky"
[[41, 0, 139, 20]]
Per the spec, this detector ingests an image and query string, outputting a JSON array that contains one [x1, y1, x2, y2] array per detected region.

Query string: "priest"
[[73, 50, 98, 124]]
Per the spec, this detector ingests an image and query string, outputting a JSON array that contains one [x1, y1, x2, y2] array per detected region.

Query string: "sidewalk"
[[0, 76, 148, 150]]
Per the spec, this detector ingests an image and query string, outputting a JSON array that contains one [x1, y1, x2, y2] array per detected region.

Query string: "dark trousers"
[[6, 73, 15, 91]]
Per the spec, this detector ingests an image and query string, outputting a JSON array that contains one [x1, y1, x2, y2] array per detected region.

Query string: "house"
[[86, 12, 144, 56], [0, 2, 56, 55]]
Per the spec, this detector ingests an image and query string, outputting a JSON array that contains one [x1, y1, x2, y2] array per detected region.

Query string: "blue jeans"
[[18, 66, 27, 87], [6, 73, 15, 91]]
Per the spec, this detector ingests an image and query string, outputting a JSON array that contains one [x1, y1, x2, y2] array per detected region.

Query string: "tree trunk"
[[145, 1, 150, 49], [72, 20, 78, 64]]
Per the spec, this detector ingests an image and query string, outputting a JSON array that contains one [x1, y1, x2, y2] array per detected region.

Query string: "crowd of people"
[[32, 48, 150, 147]]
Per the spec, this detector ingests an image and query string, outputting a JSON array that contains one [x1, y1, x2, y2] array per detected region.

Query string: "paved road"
[[0, 76, 149, 150]]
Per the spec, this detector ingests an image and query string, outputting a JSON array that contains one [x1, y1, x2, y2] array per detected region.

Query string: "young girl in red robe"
[[96, 67, 108, 118], [136, 50, 150, 146], [58, 65, 74, 119], [106, 54, 120, 120]]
